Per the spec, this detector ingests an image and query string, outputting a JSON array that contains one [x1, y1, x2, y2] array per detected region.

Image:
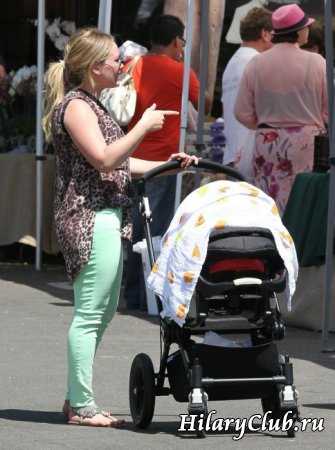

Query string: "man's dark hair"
[[240, 7, 272, 41], [272, 31, 299, 44], [150, 14, 185, 46]]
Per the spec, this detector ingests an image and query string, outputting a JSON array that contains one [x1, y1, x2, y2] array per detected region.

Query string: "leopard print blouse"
[[52, 88, 133, 281]]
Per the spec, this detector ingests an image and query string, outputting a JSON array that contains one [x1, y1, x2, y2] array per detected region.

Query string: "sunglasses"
[[100, 57, 122, 70]]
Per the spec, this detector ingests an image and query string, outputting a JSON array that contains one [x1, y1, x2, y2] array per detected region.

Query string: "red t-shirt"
[[128, 54, 200, 161]]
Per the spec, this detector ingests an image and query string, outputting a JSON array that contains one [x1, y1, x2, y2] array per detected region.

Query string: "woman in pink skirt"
[[235, 4, 328, 215]]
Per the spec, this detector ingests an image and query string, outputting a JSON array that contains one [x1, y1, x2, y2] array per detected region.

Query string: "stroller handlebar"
[[138, 159, 246, 184], [197, 269, 287, 296]]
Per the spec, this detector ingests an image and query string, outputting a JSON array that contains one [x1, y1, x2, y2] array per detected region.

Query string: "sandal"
[[68, 412, 124, 428], [62, 400, 117, 420], [64, 402, 125, 428]]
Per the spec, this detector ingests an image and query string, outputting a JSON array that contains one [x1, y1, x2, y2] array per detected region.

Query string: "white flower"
[[22, 66, 32, 80], [11, 66, 29, 89], [11, 68, 24, 89], [119, 40, 148, 61], [54, 35, 69, 51], [61, 20, 76, 36], [46, 18, 61, 42], [9, 65, 37, 96]]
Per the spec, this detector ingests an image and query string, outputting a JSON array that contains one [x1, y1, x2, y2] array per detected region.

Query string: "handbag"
[[100, 57, 139, 127], [313, 132, 329, 172]]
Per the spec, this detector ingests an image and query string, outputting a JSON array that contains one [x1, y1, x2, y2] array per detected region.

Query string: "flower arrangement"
[[209, 118, 226, 163], [0, 66, 38, 153], [0, 18, 76, 153], [185, 118, 226, 163], [32, 17, 76, 52], [9, 65, 37, 97]]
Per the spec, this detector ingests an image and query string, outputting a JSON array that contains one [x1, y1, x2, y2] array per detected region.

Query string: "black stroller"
[[129, 159, 299, 437]]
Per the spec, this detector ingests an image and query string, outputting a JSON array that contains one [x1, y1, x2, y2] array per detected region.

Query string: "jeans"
[[66, 208, 123, 407], [124, 174, 176, 310]]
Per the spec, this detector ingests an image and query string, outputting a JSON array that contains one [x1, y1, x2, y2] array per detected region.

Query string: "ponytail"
[[42, 60, 65, 143]]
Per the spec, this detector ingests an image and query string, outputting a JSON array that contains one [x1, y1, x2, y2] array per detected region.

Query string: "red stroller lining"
[[209, 258, 265, 274]]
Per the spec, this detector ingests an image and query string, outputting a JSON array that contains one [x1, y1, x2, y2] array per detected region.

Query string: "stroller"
[[129, 159, 299, 437]]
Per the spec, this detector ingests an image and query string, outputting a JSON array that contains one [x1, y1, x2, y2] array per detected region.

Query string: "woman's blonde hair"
[[43, 27, 115, 142]]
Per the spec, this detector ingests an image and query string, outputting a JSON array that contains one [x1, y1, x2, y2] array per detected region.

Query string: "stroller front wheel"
[[261, 386, 299, 438], [129, 353, 156, 429]]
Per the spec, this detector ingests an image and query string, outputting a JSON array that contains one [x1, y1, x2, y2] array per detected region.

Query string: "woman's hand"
[[168, 152, 199, 169], [139, 103, 179, 133]]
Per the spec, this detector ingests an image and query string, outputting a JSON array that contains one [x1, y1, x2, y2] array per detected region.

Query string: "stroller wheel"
[[261, 386, 299, 437], [129, 353, 156, 429], [287, 426, 296, 438]]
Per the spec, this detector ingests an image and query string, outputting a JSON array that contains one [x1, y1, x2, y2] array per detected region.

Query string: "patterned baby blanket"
[[147, 180, 298, 326]]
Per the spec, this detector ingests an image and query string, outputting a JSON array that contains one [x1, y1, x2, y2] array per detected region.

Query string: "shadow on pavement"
[[302, 403, 335, 410], [0, 409, 66, 425], [277, 327, 335, 372], [0, 409, 132, 430], [117, 308, 160, 326], [0, 263, 72, 303], [0, 408, 303, 440], [127, 421, 291, 440]]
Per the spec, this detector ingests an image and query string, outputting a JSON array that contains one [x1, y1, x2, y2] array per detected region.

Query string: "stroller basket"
[[167, 342, 281, 402]]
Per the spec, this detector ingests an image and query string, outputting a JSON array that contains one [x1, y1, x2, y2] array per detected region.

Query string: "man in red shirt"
[[125, 15, 203, 310], [129, 21, 200, 160]]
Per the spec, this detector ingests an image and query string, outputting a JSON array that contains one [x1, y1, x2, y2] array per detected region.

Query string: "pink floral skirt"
[[253, 125, 323, 215]]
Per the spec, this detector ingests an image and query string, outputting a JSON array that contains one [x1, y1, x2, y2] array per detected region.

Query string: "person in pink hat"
[[234, 3, 328, 215]]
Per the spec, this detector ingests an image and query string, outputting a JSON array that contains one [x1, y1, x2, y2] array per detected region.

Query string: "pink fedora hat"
[[272, 4, 314, 35]]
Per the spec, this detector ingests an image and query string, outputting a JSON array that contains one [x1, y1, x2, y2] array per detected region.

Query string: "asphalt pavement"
[[1, 262, 335, 450]]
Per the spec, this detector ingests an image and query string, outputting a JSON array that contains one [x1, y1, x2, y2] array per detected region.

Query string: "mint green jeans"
[[67, 208, 123, 408]]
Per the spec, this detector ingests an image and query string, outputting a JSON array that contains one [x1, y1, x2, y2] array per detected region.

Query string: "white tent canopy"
[[98, 0, 113, 33], [175, 0, 212, 210], [35, 0, 45, 270]]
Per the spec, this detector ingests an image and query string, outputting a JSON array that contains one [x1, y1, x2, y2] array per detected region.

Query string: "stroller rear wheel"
[[129, 353, 156, 428]]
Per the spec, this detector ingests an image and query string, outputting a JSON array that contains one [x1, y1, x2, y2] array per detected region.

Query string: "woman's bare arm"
[[64, 100, 178, 171]]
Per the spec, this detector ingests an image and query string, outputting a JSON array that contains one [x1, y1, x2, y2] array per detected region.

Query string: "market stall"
[[0, 153, 58, 254], [280, 171, 335, 331]]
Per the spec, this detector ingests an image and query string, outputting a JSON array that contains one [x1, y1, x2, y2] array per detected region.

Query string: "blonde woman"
[[43, 27, 196, 427]]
